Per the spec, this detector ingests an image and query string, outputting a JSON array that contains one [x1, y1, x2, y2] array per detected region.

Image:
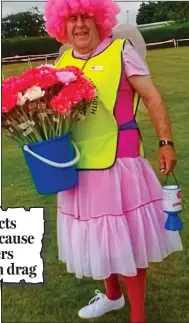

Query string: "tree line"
[[2, 7, 47, 39], [136, 1, 189, 25], [2, 2, 189, 39]]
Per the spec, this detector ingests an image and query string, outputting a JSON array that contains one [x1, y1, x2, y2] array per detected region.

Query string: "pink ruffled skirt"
[[57, 157, 183, 279]]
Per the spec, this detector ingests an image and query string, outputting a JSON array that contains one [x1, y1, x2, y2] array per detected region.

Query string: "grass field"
[[2, 47, 189, 322]]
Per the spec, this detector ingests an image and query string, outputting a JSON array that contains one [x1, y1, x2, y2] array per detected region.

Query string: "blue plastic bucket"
[[22, 133, 80, 194]]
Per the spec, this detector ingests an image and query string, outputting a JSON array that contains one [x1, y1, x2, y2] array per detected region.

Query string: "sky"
[[2, 1, 142, 26]]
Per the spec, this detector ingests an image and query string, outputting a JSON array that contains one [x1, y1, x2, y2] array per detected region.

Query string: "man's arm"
[[128, 74, 176, 175]]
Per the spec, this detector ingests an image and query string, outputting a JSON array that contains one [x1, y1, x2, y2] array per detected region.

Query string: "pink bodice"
[[115, 65, 141, 158]]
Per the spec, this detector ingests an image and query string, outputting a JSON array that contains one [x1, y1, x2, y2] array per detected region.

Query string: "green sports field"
[[2, 47, 189, 322]]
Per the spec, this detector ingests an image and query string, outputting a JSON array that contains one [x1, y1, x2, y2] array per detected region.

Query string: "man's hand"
[[159, 145, 177, 175]]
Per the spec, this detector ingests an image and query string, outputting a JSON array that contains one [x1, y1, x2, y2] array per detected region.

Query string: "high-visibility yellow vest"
[[56, 39, 144, 169]]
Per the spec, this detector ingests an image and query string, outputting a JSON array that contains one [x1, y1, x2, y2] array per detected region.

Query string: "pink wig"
[[44, 0, 120, 43]]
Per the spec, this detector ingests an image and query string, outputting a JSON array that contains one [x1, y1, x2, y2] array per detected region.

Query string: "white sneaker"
[[78, 289, 125, 319]]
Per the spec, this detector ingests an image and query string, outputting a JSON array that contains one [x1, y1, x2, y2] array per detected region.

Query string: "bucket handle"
[[164, 171, 179, 187], [23, 141, 80, 168]]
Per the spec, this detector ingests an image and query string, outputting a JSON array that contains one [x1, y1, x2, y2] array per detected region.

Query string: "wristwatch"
[[159, 140, 174, 148]]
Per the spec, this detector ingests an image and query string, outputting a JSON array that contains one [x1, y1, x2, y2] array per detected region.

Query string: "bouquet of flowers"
[[2, 64, 97, 194], [2, 64, 97, 145]]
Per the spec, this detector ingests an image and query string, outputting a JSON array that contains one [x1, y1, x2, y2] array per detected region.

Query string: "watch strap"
[[159, 140, 174, 148]]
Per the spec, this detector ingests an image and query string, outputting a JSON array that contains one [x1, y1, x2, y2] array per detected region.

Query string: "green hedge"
[[140, 22, 189, 43], [2, 23, 189, 57], [2, 36, 61, 58]]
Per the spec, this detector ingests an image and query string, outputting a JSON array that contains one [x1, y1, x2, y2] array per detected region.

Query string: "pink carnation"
[[2, 76, 23, 113], [50, 75, 97, 115], [56, 71, 77, 84], [2, 76, 24, 93], [61, 66, 84, 78], [50, 93, 72, 115], [58, 81, 83, 105], [21, 66, 58, 89], [2, 88, 18, 113], [78, 77, 97, 100]]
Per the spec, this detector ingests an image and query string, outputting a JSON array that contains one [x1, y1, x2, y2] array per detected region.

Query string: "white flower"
[[56, 71, 77, 85], [17, 92, 27, 106], [23, 86, 45, 101]]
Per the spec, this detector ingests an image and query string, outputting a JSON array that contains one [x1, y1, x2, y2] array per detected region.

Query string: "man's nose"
[[76, 15, 85, 27]]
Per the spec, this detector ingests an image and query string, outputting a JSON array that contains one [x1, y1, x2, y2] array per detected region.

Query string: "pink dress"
[[57, 38, 182, 279]]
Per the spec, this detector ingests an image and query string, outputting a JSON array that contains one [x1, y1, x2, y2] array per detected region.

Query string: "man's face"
[[66, 13, 100, 53]]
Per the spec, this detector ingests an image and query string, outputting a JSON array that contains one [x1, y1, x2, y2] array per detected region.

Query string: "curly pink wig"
[[44, 0, 120, 43]]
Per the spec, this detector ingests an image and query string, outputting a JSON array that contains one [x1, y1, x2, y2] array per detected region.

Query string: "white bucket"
[[162, 185, 182, 212]]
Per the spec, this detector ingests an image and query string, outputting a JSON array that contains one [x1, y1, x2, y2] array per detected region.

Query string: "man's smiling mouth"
[[75, 32, 88, 36]]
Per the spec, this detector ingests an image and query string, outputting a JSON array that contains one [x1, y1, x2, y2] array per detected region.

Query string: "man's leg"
[[105, 273, 122, 300], [122, 268, 147, 323]]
